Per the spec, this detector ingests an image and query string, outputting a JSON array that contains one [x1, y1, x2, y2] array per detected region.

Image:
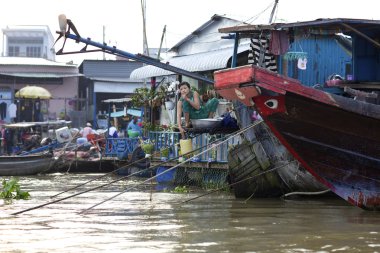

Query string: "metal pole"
[[231, 33, 239, 68], [60, 33, 214, 84]]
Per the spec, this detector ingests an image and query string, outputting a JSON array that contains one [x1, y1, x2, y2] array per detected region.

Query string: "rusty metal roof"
[[218, 18, 380, 34]]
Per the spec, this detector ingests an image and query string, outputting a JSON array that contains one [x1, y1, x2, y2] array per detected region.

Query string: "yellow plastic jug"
[[180, 139, 193, 156]]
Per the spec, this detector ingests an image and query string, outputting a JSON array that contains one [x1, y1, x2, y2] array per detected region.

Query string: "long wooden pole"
[[13, 121, 263, 216], [157, 25, 166, 60], [141, 0, 149, 56], [12, 122, 260, 215], [79, 122, 261, 214], [269, 0, 279, 24], [341, 22, 380, 49]]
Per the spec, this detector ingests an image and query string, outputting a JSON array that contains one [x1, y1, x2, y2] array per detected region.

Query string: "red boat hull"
[[214, 65, 380, 210]]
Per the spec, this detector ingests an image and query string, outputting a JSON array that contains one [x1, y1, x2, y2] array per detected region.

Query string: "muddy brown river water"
[[1, 173, 379, 252]]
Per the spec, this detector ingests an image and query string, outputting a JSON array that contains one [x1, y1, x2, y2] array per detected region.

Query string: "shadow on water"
[[1, 174, 379, 252]]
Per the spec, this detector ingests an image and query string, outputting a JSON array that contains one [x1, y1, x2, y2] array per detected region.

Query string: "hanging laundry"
[[297, 58, 307, 70], [0, 102, 7, 120], [8, 103, 17, 119], [248, 36, 277, 72], [269, 30, 289, 55]]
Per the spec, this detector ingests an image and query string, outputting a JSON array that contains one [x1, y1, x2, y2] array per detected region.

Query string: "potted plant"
[[141, 139, 154, 157], [156, 81, 177, 110], [160, 146, 170, 161], [131, 87, 153, 108]]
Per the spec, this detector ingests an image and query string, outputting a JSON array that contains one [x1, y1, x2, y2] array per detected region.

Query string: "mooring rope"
[[282, 189, 331, 198], [79, 121, 263, 214], [50, 123, 250, 199]]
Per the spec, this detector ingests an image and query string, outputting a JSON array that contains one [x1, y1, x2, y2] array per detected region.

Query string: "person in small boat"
[[80, 122, 95, 139], [176, 81, 219, 138], [108, 120, 118, 138]]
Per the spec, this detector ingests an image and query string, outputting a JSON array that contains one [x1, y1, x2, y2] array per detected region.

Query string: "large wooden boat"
[[214, 18, 380, 210], [227, 121, 327, 198], [215, 64, 380, 210]]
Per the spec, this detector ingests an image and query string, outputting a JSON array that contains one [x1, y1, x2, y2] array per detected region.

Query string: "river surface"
[[1, 173, 380, 253]]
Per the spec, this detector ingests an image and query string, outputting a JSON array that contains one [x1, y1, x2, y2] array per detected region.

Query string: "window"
[[8, 46, 20, 56], [26, 47, 41, 57]]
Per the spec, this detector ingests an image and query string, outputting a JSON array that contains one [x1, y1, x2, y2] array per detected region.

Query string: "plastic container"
[[56, 126, 72, 143], [165, 101, 175, 110], [180, 139, 192, 156], [156, 166, 176, 184], [128, 130, 140, 137]]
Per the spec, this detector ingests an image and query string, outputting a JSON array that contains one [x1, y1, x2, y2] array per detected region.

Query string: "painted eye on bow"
[[264, 99, 278, 109]]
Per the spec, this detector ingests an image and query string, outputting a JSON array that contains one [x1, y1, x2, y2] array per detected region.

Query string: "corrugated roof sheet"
[[0, 72, 83, 78], [102, 98, 132, 103], [80, 60, 144, 78], [130, 44, 250, 79], [87, 77, 143, 83], [169, 14, 243, 52]]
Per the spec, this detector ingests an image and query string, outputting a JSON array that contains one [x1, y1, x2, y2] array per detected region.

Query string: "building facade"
[[2, 25, 56, 60], [0, 25, 82, 125], [79, 60, 145, 128]]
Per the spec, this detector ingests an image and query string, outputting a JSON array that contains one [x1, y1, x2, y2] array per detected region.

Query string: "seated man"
[[80, 122, 95, 138], [176, 82, 219, 139]]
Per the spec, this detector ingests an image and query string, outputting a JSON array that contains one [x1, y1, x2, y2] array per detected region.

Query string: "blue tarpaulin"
[[110, 111, 125, 117], [127, 109, 143, 117], [110, 109, 142, 118]]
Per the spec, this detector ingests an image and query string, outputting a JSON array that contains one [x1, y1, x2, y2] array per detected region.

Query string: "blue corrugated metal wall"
[[280, 35, 351, 87], [352, 33, 380, 82]]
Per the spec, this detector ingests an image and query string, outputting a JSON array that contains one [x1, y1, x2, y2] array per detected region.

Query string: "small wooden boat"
[[52, 158, 118, 173], [0, 153, 56, 176]]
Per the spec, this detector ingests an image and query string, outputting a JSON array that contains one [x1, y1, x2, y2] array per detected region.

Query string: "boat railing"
[[148, 131, 241, 163], [103, 131, 241, 162], [104, 137, 140, 157]]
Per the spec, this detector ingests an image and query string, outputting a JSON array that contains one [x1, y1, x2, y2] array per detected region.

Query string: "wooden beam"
[[341, 22, 380, 49]]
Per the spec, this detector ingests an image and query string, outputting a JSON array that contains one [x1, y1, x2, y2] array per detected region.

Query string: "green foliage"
[[131, 84, 174, 109], [141, 143, 154, 155], [202, 180, 229, 192], [160, 147, 170, 158], [142, 122, 156, 131], [1, 177, 30, 202], [131, 87, 154, 108], [172, 185, 189, 193], [190, 86, 200, 94], [156, 84, 169, 101]]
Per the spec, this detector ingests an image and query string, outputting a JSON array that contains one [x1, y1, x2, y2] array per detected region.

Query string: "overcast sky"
[[1, 0, 379, 64]]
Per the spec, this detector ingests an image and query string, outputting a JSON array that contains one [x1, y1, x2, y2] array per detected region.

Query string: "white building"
[[2, 25, 56, 60]]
